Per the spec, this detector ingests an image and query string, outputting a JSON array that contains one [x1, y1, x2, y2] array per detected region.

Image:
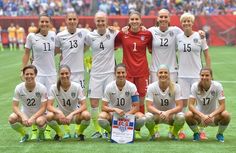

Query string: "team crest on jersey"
[[78, 32, 82, 38], [141, 35, 145, 41], [35, 92, 41, 98], [71, 92, 76, 98], [169, 31, 174, 37], [210, 90, 216, 96], [106, 34, 110, 40], [111, 92, 116, 95], [125, 91, 130, 96], [193, 38, 198, 43]]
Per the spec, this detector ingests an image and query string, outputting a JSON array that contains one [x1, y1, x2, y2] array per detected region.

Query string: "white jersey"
[[48, 82, 86, 116], [148, 26, 182, 73], [55, 28, 89, 73], [85, 29, 118, 75], [13, 82, 47, 117], [25, 31, 57, 76], [177, 32, 208, 78], [146, 81, 182, 111], [190, 81, 225, 115], [102, 80, 139, 113]]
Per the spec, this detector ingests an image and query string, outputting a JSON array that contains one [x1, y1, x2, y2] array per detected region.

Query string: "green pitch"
[[0, 46, 235, 153]]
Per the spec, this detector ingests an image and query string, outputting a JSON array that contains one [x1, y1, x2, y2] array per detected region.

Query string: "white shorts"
[[71, 72, 85, 89], [36, 75, 57, 92], [88, 73, 115, 99], [8, 37, 16, 43], [146, 112, 183, 124], [17, 38, 24, 44], [178, 77, 199, 99], [150, 71, 178, 83]]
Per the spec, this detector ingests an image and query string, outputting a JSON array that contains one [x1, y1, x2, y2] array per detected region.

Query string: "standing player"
[[7, 23, 16, 51], [8, 65, 47, 142], [85, 11, 118, 138], [98, 63, 145, 139], [28, 22, 38, 33], [177, 12, 211, 139], [148, 9, 182, 83], [55, 12, 89, 139], [0, 25, 4, 51], [16, 24, 25, 50], [47, 65, 91, 141], [22, 13, 57, 140], [185, 68, 230, 142], [115, 11, 153, 114], [145, 65, 185, 140]]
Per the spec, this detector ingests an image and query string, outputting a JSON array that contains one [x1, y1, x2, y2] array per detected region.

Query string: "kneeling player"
[[98, 64, 145, 139], [185, 68, 230, 142], [8, 65, 47, 142], [47, 65, 90, 141], [145, 65, 185, 140]]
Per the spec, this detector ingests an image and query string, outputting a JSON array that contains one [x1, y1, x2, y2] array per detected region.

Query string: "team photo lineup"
[[4, 7, 232, 145]]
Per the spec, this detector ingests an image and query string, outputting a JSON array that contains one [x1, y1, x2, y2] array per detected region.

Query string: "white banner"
[[111, 113, 135, 144]]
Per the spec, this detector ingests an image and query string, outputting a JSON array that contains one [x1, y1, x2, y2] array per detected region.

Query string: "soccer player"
[[98, 63, 145, 139], [55, 12, 89, 138], [8, 65, 47, 142], [115, 11, 153, 114], [7, 23, 16, 51], [177, 12, 211, 139], [185, 68, 230, 142], [16, 24, 25, 50], [85, 11, 118, 138], [47, 65, 91, 141], [145, 65, 185, 140], [0, 25, 4, 51], [28, 22, 38, 33], [22, 13, 57, 140]]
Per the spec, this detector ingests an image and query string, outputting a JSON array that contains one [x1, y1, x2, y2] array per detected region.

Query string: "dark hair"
[[22, 65, 37, 75], [198, 67, 213, 94], [114, 63, 126, 72], [57, 65, 71, 92], [36, 13, 51, 34]]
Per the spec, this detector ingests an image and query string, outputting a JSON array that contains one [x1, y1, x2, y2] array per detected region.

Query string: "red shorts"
[[127, 76, 149, 97]]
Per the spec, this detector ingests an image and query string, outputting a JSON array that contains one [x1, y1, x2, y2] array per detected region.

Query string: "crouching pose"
[[8, 65, 47, 142], [145, 65, 185, 140], [47, 65, 91, 141], [185, 68, 230, 142], [98, 64, 146, 139]]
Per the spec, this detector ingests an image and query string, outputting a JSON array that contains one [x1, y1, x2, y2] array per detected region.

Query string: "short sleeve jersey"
[[148, 26, 182, 73], [102, 80, 139, 113], [85, 29, 118, 75], [8, 26, 16, 38], [55, 28, 89, 73], [48, 82, 86, 116], [25, 31, 57, 76], [190, 81, 225, 115], [146, 81, 182, 111], [177, 32, 208, 78], [115, 30, 152, 77], [13, 82, 47, 117]]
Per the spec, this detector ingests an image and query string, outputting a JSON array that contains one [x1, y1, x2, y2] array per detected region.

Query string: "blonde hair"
[[180, 12, 195, 23]]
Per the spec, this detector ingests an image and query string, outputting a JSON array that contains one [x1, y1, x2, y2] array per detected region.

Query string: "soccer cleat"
[[178, 131, 186, 140], [102, 132, 109, 139], [74, 133, 79, 139], [216, 133, 224, 143], [63, 133, 71, 139], [44, 130, 52, 140], [193, 133, 200, 141], [78, 134, 85, 141], [31, 132, 38, 140], [54, 134, 62, 141], [200, 131, 208, 140], [91, 132, 102, 139], [168, 132, 173, 139], [135, 131, 142, 139], [154, 131, 161, 139], [20, 134, 29, 143]]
